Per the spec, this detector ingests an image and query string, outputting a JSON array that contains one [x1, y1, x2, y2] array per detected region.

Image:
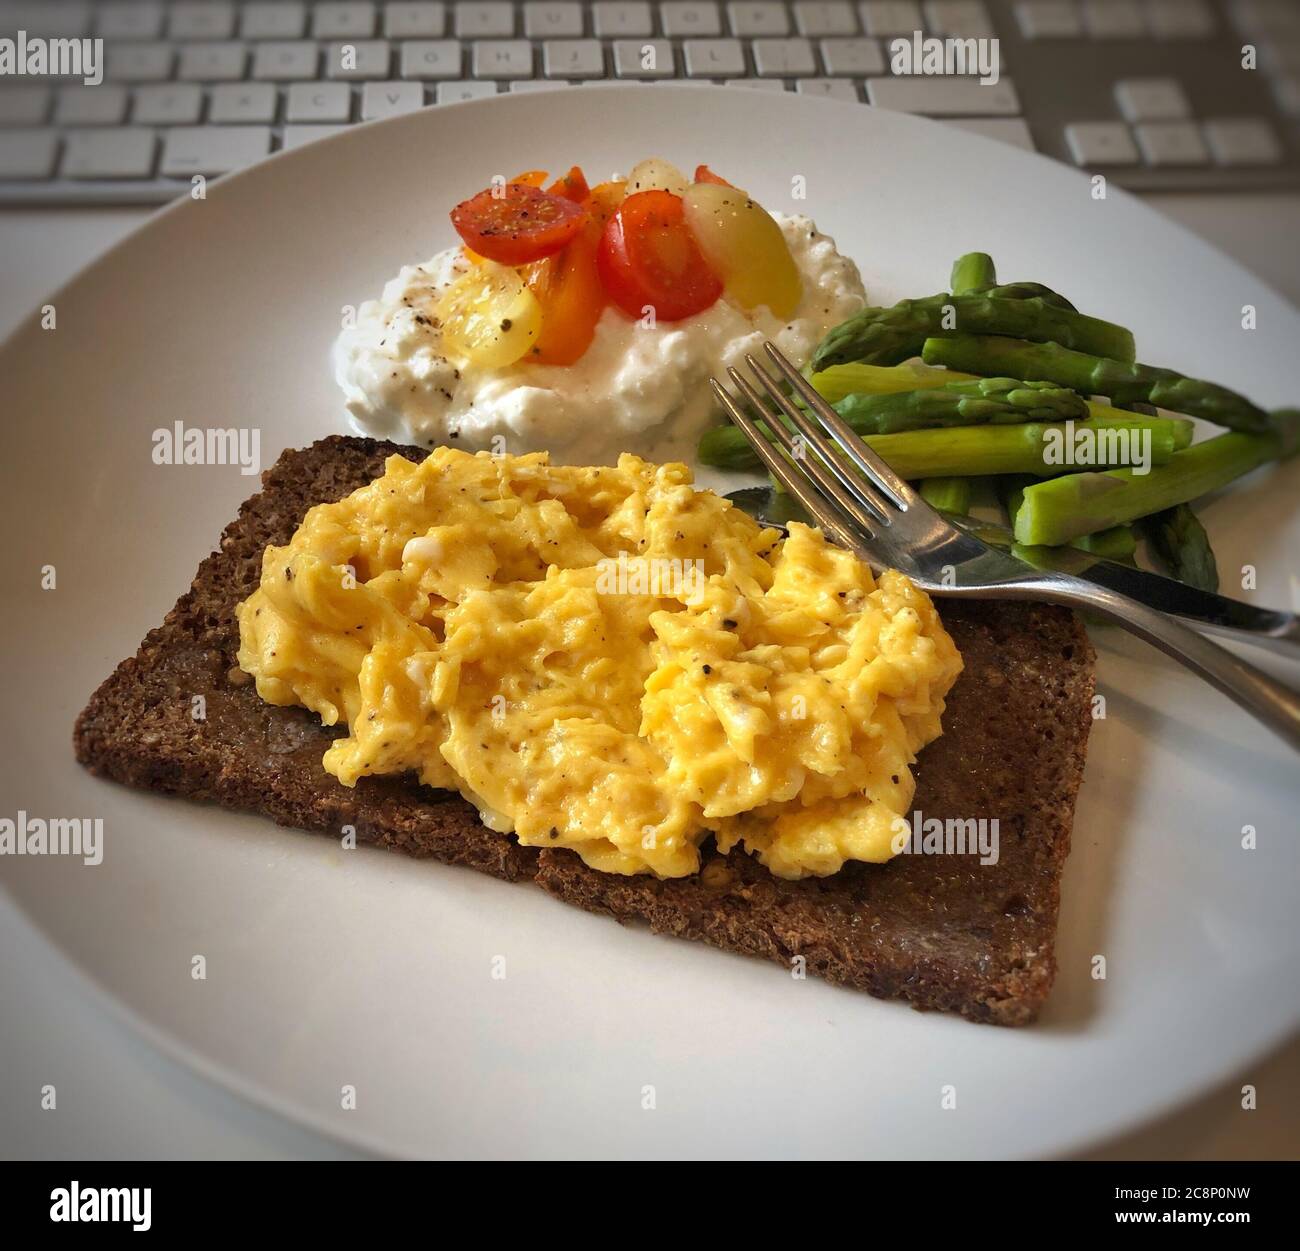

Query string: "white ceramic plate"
[[2, 87, 1298, 1160]]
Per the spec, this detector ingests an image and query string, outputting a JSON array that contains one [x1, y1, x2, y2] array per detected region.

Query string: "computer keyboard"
[[0, 1, 1297, 203]]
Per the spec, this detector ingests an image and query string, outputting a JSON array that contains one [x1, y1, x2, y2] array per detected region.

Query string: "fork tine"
[[763, 341, 921, 513], [708, 378, 875, 565], [726, 365, 883, 538], [738, 352, 893, 526]]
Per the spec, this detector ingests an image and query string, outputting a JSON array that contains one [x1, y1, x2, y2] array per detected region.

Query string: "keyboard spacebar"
[[866, 78, 1020, 116], [161, 126, 272, 177]]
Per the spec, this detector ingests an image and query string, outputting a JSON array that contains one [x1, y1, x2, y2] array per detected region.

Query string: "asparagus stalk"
[[809, 361, 974, 404], [811, 293, 1135, 371], [979, 281, 1077, 311], [922, 334, 1269, 434], [834, 377, 1088, 432], [754, 419, 1178, 483], [919, 476, 974, 514], [1142, 503, 1220, 592], [698, 404, 1186, 473], [1014, 416, 1299, 546], [999, 475, 1135, 559], [950, 252, 996, 295]]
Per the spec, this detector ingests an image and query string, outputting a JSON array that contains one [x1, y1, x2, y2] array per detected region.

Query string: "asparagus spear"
[[980, 281, 1077, 312], [737, 418, 1178, 481], [1142, 503, 1220, 592], [919, 476, 974, 514], [999, 475, 1134, 559], [950, 252, 996, 295], [809, 361, 974, 404], [1014, 415, 1300, 546], [698, 399, 1186, 472], [811, 293, 1135, 371], [834, 376, 1088, 432], [921, 334, 1270, 434]]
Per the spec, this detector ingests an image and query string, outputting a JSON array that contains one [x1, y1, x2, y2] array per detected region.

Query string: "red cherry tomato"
[[694, 164, 735, 187], [450, 183, 589, 266], [597, 190, 723, 323]]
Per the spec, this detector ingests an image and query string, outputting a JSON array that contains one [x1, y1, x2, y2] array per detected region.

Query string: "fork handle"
[[1025, 574, 1300, 751]]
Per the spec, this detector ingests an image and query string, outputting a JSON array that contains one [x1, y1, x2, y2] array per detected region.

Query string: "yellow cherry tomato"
[[681, 183, 802, 320], [435, 264, 543, 368], [626, 157, 689, 197]]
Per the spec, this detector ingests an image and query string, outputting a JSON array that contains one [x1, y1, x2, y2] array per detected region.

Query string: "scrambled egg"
[[235, 449, 963, 880]]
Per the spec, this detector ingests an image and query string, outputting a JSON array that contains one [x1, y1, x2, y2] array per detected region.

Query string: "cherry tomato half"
[[694, 164, 736, 187], [524, 181, 624, 366], [450, 183, 588, 266], [548, 165, 590, 203], [597, 190, 723, 323]]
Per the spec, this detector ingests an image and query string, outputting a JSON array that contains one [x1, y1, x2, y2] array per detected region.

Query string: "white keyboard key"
[[326, 41, 392, 79], [313, 2, 377, 38], [455, 3, 514, 37], [1235, 1, 1300, 39], [753, 38, 817, 75], [1016, 1, 1083, 38], [0, 86, 52, 125], [178, 42, 248, 81], [1065, 120, 1139, 163], [210, 83, 278, 123], [0, 130, 59, 179], [1143, 0, 1213, 39], [132, 83, 204, 124], [286, 81, 352, 120], [510, 79, 569, 92], [252, 41, 319, 79], [97, 2, 165, 39], [161, 125, 272, 176], [62, 127, 156, 178], [55, 85, 129, 125], [385, 2, 447, 37], [1081, 0, 1145, 37], [1203, 118, 1282, 166], [797, 77, 860, 99], [821, 37, 884, 74], [593, 3, 654, 36], [544, 40, 606, 77], [867, 76, 1019, 113], [3, 2, 90, 37], [725, 77, 787, 90], [283, 123, 349, 148], [1273, 75, 1300, 117], [795, 2, 858, 35], [524, 3, 583, 37], [362, 80, 426, 118], [1134, 121, 1209, 165], [924, 1, 993, 37], [472, 41, 534, 78], [436, 81, 499, 103], [728, 3, 790, 36], [1115, 77, 1189, 122], [241, 3, 307, 38], [859, 1, 922, 35], [400, 40, 463, 78], [106, 42, 175, 82], [684, 38, 746, 75], [169, 2, 236, 39], [613, 40, 675, 76], [946, 116, 1035, 150], [662, 2, 723, 36]]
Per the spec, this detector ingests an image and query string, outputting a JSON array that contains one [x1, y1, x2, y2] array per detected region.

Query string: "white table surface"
[[2, 193, 1297, 1161]]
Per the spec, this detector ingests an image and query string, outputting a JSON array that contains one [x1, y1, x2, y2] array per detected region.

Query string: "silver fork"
[[711, 343, 1300, 752]]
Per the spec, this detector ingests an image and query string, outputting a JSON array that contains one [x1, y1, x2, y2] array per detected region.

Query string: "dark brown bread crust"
[[75, 435, 1095, 1025]]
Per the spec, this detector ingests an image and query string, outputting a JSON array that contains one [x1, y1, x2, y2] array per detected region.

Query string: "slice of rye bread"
[[75, 435, 1095, 1025]]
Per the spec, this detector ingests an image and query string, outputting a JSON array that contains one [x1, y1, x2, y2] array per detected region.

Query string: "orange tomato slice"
[[523, 180, 625, 366]]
